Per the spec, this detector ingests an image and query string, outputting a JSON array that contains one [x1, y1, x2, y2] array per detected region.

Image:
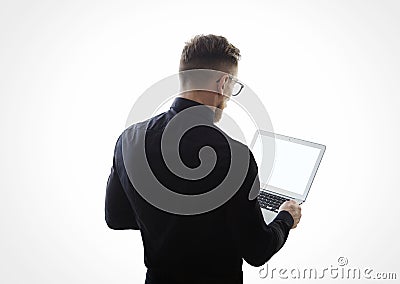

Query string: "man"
[[105, 34, 301, 284]]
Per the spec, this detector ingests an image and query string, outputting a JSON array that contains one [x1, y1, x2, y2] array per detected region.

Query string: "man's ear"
[[216, 75, 229, 94]]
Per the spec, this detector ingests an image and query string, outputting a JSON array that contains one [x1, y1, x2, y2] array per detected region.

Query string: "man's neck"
[[179, 91, 218, 111]]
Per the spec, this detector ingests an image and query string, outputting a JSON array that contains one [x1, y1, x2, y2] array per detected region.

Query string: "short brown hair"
[[179, 34, 241, 74]]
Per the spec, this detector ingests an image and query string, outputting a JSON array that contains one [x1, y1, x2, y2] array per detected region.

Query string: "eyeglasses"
[[216, 75, 244, 97]]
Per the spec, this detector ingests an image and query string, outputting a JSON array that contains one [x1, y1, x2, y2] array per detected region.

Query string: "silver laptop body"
[[249, 130, 326, 224]]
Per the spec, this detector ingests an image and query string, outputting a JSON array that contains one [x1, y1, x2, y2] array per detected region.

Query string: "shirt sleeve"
[[226, 148, 294, 267], [105, 136, 140, 230]]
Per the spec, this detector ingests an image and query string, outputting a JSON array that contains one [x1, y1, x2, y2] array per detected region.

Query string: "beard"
[[213, 99, 227, 123]]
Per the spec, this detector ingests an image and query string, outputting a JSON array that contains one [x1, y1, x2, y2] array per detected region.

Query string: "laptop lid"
[[249, 130, 326, 202]]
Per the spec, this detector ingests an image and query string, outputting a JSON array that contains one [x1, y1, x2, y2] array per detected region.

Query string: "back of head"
[[179, 34, 241, 74]]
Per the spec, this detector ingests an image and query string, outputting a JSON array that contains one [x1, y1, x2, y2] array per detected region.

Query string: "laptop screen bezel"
[[249, 130, 326, 202]]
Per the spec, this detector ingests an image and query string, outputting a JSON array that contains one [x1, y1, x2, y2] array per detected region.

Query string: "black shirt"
[[105, 97, 294, 284]]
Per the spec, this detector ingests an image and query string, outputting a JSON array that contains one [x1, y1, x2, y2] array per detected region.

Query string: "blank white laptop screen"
[[252, 134, 322, 197]]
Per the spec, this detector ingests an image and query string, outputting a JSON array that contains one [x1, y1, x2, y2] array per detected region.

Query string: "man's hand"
[[279, 200, 302, 229]]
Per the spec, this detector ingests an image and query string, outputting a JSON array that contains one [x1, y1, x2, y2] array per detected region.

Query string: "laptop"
[[249, 130, 326, 224]]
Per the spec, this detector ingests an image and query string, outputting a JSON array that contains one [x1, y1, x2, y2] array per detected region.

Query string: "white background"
[[1, 0, 399, 283]]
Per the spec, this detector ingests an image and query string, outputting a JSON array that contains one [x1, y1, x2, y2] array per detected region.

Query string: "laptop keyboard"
[[257, 191, 289, 212]]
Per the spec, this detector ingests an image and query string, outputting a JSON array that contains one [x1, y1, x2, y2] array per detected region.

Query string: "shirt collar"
[[170, 97, 215, 124]]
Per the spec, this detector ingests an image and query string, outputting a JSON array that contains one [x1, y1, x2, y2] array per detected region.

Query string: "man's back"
[[105, 97, 295, 283]]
